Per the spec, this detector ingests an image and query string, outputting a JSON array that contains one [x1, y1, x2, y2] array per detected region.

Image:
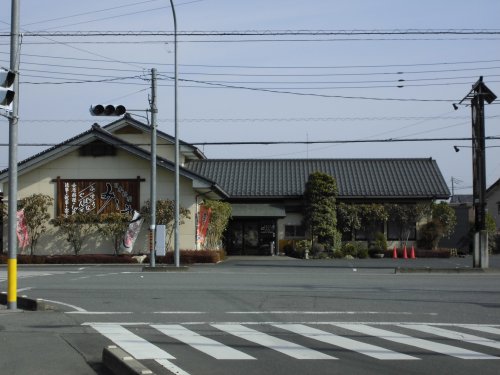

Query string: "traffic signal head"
[[90, 104, 126, 116], [0, 69, 15, 108]]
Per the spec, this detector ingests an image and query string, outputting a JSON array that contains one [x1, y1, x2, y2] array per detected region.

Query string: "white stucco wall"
[[1, 148, 199, 255]]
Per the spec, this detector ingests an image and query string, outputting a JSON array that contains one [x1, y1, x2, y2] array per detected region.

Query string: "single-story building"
[[185, 158, 450, 255], [1, 115, 450, 255]]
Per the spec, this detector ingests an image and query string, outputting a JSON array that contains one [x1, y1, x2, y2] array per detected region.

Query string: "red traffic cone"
[[410, 245, 416, 259], [392, 246, 398, 259], [403, 245, 408, 259]]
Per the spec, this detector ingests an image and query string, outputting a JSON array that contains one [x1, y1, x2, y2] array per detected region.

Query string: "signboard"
[[56, 178, 141, 216], [155, 224, 166, 256]]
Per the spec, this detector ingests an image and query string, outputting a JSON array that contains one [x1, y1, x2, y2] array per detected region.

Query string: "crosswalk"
[[87, 322, 500, 362]]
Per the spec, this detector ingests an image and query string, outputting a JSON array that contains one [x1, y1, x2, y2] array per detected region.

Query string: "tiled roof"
[[450, 194, 473, 204], [185, 158, 450, 199]]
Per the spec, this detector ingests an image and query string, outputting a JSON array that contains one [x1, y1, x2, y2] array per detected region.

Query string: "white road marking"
[[155, 359, 192, 375], [226, 311, 437, 315], [153, 324, 255, 360], [37, 298, 87, 312], [17, 287, 33, 292], [401, 324, 500, 350], [212, 324, 335, 359], [274, 323, 417, 360], [334, 323, 499, 360], [67, 311, 132, 315], [460, 325, 500, 336], [153, 311, 206, 314], [89, 323, 175, 360]]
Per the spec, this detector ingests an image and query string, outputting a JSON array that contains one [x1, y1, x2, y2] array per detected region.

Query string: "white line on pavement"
[[274, 323, 418, 360], [155, 359, 192, 375], [401, 324, 500, 350], [212, 323, 335, 360], [334, 323, 499, 360], [153, 324, 255, 360], [90, 323, 175, 360]]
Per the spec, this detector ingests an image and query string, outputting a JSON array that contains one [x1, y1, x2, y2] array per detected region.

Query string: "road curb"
[[0, 292, 56, 311], [395, 267, 500, 274], [142, 265, 189, 272], [102, 345, 155, 375]]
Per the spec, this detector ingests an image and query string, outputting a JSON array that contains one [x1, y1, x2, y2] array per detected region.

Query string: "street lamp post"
[[167, 0, 180, 268]]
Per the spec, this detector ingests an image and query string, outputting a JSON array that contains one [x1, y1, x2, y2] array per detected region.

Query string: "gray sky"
[[1, 0, 500, 195]]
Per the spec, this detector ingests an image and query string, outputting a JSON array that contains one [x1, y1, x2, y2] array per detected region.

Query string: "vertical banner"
[[120, 211, 143, 253], [16, 209, 29, 249], [197, 206, 212, 247]]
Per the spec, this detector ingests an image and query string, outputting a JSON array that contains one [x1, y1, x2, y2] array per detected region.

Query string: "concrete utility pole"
[[149, 68, 158, 268], [458, 77, 497, 269], [7, 0, 20, 310], [167, 0, 180, 268]]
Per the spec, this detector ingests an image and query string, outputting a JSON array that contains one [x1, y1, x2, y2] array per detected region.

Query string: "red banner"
[[16, 209, 29, 249], [197, 206, 212, 246]]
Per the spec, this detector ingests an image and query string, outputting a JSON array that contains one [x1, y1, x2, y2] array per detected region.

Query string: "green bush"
[[340, 241, 368, 258]]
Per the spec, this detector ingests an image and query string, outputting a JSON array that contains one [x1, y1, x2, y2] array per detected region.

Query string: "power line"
[[2, 50, 499, 70], [2, 136, 499, 147], [3, 29, 499, 37], [18, 115, 479, 123]]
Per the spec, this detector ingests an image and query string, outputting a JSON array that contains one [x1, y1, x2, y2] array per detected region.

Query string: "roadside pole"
[[7, 0, 20, 310], [150, 68, 157, 268]]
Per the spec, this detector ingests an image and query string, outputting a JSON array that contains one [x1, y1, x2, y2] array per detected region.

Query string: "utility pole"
[[150, 68, 158, 268], [7, 0, 20, 310], [458, 77, 497, 269], [168, 0, 180, 268]]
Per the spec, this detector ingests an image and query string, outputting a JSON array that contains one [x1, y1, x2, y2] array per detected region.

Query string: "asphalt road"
[[1, 256, 500, 375]]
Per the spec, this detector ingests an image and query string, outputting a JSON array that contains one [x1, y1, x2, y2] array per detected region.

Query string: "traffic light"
[[90, 104, 126, 116], [0, 68, 15, 108]]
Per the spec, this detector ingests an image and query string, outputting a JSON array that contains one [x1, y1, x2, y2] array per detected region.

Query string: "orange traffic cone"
[[392, 246, 398, 259], [410, 245, 416, 259], [403, 245, 408, 259]]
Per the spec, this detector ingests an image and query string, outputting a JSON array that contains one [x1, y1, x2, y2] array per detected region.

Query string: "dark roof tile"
[[185, 158, 450, 199]]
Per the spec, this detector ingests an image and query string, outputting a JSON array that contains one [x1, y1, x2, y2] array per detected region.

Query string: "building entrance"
[[227, 219, 276, 255]]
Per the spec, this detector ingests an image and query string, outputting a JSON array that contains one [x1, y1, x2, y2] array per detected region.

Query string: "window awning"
[[231, 203, 286, 218]]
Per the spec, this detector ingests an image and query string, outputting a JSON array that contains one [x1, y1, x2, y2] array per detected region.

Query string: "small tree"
[[385, 203, 431, 246], [485, 212, 497, 253], [418, 202, 457, 249], [303, 172, 340, 251], [358, 204, 388, 242], [141, 199, 191, 250], [337, 203, 361, 239], [18, 194, 54, 255], [98, 212, 131, 255], [52, 212, 98, 255], [202, 200, 232, 250]]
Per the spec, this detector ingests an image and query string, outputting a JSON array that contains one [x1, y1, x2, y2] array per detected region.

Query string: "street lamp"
[[167, 0, 180, 268]]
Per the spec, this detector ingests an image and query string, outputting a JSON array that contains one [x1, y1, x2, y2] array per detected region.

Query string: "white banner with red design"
[[197, 205, 212, 247], [16, 209, 30, 249]]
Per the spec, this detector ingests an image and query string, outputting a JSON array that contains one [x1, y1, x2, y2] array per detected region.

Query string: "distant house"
[[1, 115, 450, 256], [487, 178, 500, 231]]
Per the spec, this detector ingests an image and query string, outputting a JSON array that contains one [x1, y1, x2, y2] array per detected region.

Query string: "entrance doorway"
[[227, 219, 276, 255]]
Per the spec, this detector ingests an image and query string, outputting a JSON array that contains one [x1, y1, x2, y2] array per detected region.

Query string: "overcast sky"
[[1, 0, 500, 195]]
